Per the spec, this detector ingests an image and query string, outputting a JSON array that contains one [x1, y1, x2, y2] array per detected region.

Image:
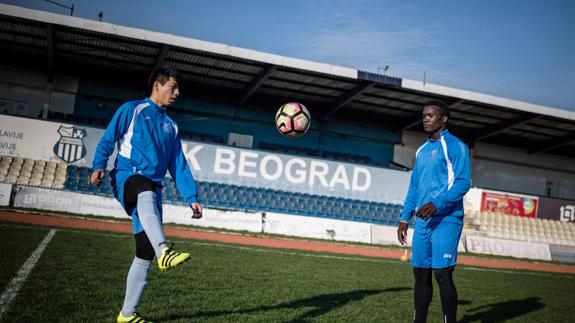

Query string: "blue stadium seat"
[[61, 166, 406, 225]]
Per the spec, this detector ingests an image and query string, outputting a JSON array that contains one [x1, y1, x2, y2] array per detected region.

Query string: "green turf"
[[0, 222, 573, 322], [0, 223, 50, 290]]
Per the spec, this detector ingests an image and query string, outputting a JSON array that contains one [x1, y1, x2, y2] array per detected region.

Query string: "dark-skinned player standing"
[[397, 100, 471, 323]]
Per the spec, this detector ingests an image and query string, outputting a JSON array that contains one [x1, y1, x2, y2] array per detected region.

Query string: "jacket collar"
[[145, 97, 167, 113], [427, 128, 449, 142]]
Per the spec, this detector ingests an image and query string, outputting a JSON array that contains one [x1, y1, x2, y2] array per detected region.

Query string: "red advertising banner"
[[481, 192, 538, 217]]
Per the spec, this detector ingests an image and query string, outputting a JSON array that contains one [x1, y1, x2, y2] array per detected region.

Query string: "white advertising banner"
[[371, 224, 415, 246], [0, 183, 11, 206], [264, 212, 372, 243], [464, 187, 483, 212], [12, 186, 262, 232], [466, 235, 551, 261], [0, 114, 111, 167], [13, 186, 125, 218], [0, 114, 410, 203], [163, 204, 262, 233]]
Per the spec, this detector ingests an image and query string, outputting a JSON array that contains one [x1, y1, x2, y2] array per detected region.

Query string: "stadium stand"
[[0, 156, 68, 189], [62, 164, 403, 225], [1, 155, 402, 225], [258, 142, 373, 164], [179, 130, 225, 144], [321, 150, 372, 165], [46, 111, 109, 128], [465, 210, 575, 246], [3, 154, 574, 246], [258, 142, 319, 157]]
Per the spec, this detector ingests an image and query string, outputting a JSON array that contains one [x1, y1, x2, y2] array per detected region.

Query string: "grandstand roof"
[[1, 3, 574, 158]]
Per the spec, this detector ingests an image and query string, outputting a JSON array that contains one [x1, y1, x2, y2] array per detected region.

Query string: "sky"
[[2, 0, 575, 111]]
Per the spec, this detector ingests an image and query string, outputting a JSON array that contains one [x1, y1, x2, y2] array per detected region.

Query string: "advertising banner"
[[0, 115, 410, 203], [463, 187, 483, 212], [480, 191, 538, 217], [12, 186, 263, 232], [0, 183, 11, 206], [0, 114, 109, 168], [371, 224, 415, 246], [163, 204, 262, 232], [264, 212, 372, 243], [537, 197, 575, 223], [466, 235, 551, 261], [13, 186, 125, 217]]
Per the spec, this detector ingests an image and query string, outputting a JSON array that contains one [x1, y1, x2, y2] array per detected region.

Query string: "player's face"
[[154, 77, 180, 107], [422, 105, 447, 135]]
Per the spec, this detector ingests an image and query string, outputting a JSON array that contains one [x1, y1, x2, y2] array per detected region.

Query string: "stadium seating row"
[[258, 142, 373, 165], [62, 165, 403, 225], [47, 111, 109, 128], [0, 156, 67, 189], [2, 155, 574, 246], [465, 210, 575, 246], [179, 130, 225, 144]]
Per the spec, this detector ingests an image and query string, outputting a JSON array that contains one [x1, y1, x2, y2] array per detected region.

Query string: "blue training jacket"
[[400, 129, 471, 225], [92, 98, 198, 204]]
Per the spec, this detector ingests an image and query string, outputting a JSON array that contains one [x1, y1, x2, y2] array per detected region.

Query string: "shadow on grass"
[[459, 297, 544, 323], [159, 287, 411, 322]]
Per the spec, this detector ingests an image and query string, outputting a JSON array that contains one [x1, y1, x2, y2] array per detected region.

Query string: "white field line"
[[0, 229, 56, 319]]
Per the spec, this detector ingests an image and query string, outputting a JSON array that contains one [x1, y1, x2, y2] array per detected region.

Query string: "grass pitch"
[[0, 222, 573, 322]]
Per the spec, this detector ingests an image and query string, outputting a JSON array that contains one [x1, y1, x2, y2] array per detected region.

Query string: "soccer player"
[[90, 66, 203, 323], [397, 100, 471, 323]]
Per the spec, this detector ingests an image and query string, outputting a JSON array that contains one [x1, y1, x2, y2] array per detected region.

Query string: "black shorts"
[[123, 174, 158, 212], [122, 174, 160, 260]]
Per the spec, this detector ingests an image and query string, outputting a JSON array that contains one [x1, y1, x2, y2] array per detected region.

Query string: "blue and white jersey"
[[400, 129, 471, 225], [92, 98, 197, 204]]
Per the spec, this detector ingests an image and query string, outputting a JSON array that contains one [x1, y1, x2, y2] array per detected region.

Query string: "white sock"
[[121, 257, 151, 317], [137, 191, 167, 257]]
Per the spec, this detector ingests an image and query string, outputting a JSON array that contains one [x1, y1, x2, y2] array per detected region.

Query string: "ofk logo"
[[53, 126, 87, 163], [560, 205, 575, 223], [162, 121, 172, 133]]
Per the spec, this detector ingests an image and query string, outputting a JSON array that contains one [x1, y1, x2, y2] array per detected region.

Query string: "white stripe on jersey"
[[119, 102, 150, 159], [440, 136, 455, 190]]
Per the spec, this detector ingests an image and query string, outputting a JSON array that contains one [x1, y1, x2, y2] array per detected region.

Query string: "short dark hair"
[[148, 66, 178, 95], [424, 99, 450, 117]]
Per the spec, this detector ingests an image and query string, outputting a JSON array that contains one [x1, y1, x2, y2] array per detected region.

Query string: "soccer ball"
[[275, 102, 310, 137]]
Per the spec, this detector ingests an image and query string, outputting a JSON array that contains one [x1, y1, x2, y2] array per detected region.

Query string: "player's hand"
[[90, 169, 104, 185], [190, 202, 203, 219], [416, 202, 436, 220], [397, 221, 408, 245]]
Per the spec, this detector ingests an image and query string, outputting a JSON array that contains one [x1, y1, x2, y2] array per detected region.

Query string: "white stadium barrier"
[[264, 212, 372, 244], [12, 186, 263, 233], [163, 204, 262, 233], [465, 235, 552, 261], [0, 183, 11, 206]]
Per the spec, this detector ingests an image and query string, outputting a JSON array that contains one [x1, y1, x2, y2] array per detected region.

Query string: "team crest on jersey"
[[53, 126, 87, 163], [163, 121, 172, 133]]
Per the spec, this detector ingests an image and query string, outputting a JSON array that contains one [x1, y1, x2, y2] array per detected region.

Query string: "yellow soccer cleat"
[[117, 311, 154, 323], [157, 244, 190, 271]]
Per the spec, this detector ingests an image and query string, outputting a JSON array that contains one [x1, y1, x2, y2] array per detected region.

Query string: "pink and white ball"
[[275, 102, 311, 137]]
